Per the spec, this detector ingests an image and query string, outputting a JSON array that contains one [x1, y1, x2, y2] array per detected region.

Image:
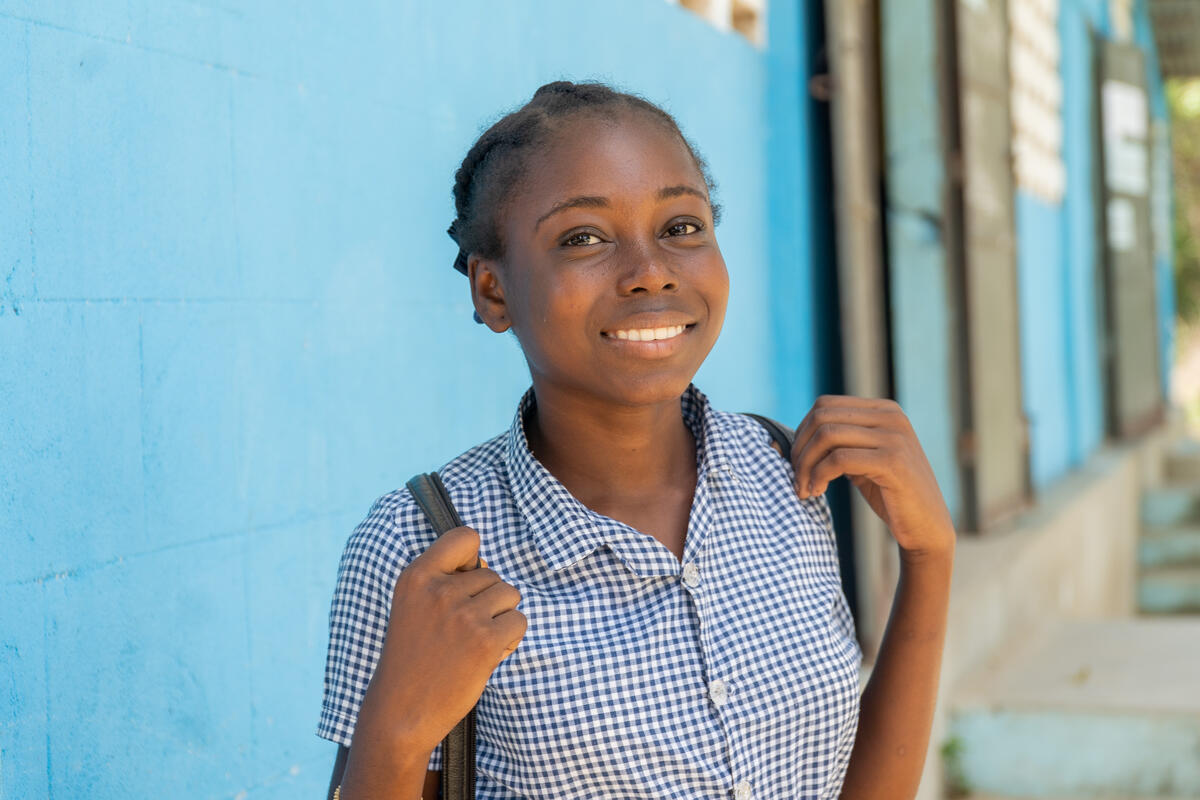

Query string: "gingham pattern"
[[318, 385, 861, 799]]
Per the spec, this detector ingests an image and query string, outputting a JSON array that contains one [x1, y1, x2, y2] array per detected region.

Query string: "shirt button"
[[709, 678, 728, 707], [733, 780, 752, 800], [682, 562, 701, 588]]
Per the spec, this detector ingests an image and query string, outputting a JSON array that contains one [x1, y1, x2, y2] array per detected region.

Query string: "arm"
[[839, 548, 951, 797], [328, 529, 526, 800], [326, 745, 441, 800], [790, 395, 955, 800]]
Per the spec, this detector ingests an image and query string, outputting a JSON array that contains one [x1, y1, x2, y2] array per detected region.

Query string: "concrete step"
[[1139, 565, 1200, 614], [949, 619, 1200, 797], [1164, 438, 1200, 485], [1141, 486, 1200, 529], [1140, 527, 1200, 568]]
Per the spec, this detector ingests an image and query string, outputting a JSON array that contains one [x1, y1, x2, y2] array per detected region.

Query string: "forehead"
[[513, 113, 707, 215]]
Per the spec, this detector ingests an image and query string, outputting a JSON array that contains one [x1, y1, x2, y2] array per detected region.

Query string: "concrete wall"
[[0, 3, 823, 797]]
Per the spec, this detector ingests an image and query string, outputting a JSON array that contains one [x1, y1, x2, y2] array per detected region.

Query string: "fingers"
[[493, 608, 528, 659], [806, 447, 889, 497], [471, 578, 522, 619], [793, 424, 890, 497], [451, 567, 506, 598], [791, 396, 908, 498], [417, 526, 482, 573], [792, 396, 903, 448]]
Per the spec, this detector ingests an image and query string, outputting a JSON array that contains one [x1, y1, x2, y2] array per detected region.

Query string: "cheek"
[[707, 258, 731, 322], [510, 272, 598, 351]]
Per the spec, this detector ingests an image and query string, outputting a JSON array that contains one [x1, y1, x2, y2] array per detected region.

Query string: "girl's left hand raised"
[[791, 395, 955, 560]]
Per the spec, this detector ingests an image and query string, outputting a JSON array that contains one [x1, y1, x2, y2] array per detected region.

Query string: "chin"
[[598, 370, 700, 409]]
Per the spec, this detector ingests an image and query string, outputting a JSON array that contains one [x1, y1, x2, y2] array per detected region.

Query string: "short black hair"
[[447, 80, 721, 274]]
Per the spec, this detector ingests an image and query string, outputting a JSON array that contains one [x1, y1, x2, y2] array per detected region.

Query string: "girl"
[[319, 81, 954, 799]]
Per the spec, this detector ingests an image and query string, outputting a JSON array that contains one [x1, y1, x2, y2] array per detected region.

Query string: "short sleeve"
[[317, 494, 424, 749]]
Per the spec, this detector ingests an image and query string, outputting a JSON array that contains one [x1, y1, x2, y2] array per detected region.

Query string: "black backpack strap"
[[404, 472, 477, 800], [742, 412, 795, 456], [406, 472, 465, 535]]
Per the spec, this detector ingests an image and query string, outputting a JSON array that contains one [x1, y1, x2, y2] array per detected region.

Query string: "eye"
[[664, 220, 702, 237], [562, 231, 603, 247]]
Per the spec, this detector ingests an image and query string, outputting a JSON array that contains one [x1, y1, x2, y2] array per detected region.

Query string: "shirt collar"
[[503, 384, 736, 573]]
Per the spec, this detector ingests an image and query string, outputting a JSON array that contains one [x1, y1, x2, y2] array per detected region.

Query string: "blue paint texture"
[[0, 2, 823, 797], [1016, 190, 1075, 488]]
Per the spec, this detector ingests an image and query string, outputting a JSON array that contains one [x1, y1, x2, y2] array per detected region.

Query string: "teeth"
[[611, 324, 686, 342]]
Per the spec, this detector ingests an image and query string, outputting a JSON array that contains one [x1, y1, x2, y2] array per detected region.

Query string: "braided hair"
[[447, 81, 721, 283]]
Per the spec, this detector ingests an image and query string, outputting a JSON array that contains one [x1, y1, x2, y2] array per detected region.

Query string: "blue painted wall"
[[1016, 190, 1077, 487], [883, 0, 1174, 504], [1016, 0, 1174, 489], [0, 2, 821, 797], [1015, 0, 1107, 489]]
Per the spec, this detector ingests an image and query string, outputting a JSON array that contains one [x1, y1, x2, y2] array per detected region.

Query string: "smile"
[[604, 324, 688, 342]]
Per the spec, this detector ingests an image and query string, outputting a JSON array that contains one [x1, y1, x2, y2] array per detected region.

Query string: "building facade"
[[0, 0, 1186, 797]]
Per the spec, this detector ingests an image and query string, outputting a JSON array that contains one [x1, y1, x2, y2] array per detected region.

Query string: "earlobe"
[[468, 256, 511, 333]]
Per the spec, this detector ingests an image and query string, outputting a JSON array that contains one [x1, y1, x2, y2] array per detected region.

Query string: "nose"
[[615, 241, 679, 295]]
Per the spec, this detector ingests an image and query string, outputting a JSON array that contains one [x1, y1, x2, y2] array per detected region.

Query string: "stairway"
[[945, 437, 1200, 799], [1139, 441, 1200, 614], [948, 619, 1200, 798]]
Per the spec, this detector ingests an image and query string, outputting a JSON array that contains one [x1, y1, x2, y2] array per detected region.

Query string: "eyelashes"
[[562, 231, 603, 247], [559, 219, 706, 248]]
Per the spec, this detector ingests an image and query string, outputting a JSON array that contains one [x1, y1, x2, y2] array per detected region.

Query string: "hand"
[[790, 395, 954, 559], [353, 526, 527, 754]]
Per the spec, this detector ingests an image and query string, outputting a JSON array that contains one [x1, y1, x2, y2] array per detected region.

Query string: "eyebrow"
[[533, 185, 709, 232]]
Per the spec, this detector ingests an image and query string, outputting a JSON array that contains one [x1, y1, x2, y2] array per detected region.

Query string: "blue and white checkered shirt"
[[319, 385, 861, 799]]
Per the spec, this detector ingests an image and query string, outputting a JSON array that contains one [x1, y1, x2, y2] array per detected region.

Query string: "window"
[[671, 0, 766, 47], [1009, 0, 1066, 203]]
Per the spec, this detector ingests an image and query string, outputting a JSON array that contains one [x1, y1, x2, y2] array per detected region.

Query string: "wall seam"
[[0, 11, 255, 78], [8, 511, 351, 587], [40, 582, 51, 795], [25, 19, 36, 302]]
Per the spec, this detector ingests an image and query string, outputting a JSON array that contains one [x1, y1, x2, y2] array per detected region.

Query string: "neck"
[[524, 382, 697, 507]]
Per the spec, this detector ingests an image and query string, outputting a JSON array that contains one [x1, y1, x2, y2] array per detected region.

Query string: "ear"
[[468, 256, 511, 333]]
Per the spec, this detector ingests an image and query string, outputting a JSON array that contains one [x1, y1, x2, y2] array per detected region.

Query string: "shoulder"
[[339, 431, 510, 588], [709, 409, 795, 477], [708, 406, 836, 535]]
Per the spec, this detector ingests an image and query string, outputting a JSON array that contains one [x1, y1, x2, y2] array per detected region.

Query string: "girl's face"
[[473, 113, 729, 408]]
